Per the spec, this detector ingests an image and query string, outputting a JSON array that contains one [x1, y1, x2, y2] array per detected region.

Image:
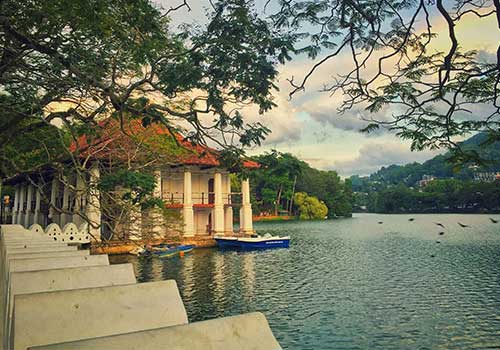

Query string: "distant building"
[[418, 175, 436, 187], [473, 172, 500, 183]]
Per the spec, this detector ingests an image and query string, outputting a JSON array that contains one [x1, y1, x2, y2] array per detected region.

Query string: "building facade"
[[9, 164, 255, 242]]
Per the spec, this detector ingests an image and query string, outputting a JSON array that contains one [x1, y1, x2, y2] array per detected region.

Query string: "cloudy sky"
[[162, 0, 498, 176]]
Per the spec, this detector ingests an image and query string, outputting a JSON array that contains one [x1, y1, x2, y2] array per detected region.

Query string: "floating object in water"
[[129, 244, 194, 258], [215, 235, 290, 250], [378, 221, 383, 224], [458, 222, 469, 228], [154, 245, 194, 258], [436, 241, 441, 244], [435, 222, 445, 228], [430, 254, 435, 258], [490, 218, 498, 224]]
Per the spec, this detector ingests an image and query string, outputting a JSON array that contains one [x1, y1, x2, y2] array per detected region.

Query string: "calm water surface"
[[110, 214, 500, 349]]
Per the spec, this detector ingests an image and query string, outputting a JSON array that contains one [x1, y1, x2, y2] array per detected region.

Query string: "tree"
[[250, 150, 302, 215], [294, 192, 328, 219], [269, 0, 500, 163], [1, 0, 295, 179], [0, 0, 295, 239]]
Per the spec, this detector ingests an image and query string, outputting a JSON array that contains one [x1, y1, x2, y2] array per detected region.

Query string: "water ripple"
[[110, 213, 500, 350]]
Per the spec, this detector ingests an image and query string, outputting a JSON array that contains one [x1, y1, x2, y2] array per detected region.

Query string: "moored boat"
[[130, 244, 194, 258], [215, 234, 290, 250]]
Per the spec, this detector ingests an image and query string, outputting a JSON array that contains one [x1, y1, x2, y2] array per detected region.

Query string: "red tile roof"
[[70, 118, 259, 169]]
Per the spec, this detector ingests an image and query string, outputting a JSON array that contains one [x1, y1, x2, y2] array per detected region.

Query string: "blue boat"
[[153, 244, 194, 258], [215, 235, 290, 250], [131, 244, 194, 258]]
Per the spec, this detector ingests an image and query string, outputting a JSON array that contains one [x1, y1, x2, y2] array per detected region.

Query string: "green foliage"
[[249, 151, 352, 217], [294, 192, 328, 220], [99, 170, 156, 206], [360, 179, 500, 214], [269, 1, 500, 162], [0, 0, 296, 181]]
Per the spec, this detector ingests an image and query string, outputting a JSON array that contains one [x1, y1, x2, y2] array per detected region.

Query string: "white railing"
[[28, 222, 91, 243]]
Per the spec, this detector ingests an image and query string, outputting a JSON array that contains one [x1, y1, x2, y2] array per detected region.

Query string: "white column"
[[24, 184, 34, 227], [18, 185, 26, 226], [12, 185, 19, 224], [151, 169, 163, 236], [224, 175, 233, 234], [153, 169, 162, 197], [240, 178, 254, 235], [73, 174, 86, 227], [213, 171, 224, 235], [33, 186, 41, 225], [59, 179, 71, 226], [48, 177, 59, 225], [128, 206, 142, 240], [183, 170, 194, 237], [86, 164, 101, 241]]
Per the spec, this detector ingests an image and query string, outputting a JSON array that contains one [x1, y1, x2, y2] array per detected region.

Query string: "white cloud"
[[330, 141, 441, 176]]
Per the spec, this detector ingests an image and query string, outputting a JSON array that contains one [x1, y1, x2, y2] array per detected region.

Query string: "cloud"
[[330, 141, 441, 176], [243, 93, 304, 146]]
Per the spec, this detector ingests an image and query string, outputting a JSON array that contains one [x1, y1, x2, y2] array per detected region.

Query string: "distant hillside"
[[351, 133, 500, 190]]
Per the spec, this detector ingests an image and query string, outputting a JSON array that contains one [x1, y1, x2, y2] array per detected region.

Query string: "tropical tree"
[[250, 150, 302, 215], [268, 0, 500, 163], [294, 192, 328, 219], [0, 0, 296, 238]]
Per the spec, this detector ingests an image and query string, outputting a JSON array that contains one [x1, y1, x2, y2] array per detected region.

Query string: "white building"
[[7, 120, 257, 244]]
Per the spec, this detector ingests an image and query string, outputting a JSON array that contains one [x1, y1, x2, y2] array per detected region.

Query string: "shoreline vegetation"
[[351, 134, 500, 215], [246, 151, 353, 220]]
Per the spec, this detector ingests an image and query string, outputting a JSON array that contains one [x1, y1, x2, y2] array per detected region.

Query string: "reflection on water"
[[110, 214, 500, 350]]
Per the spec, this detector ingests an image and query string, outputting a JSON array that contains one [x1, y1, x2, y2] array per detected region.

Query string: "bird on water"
[[438, 232, 445, 236], [490, 218, 498, 224], [435, 222, 445, 228], [458, 222, 469, 228], [408, 218, 415, 222]]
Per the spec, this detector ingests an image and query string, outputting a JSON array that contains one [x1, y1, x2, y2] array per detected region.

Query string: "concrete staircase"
[[0, 224, 282, 350]]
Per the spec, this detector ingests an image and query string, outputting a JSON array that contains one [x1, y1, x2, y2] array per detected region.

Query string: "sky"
[[160, 0, 499, 177]]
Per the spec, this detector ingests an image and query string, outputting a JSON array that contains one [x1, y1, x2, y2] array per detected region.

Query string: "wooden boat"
[[130, 244, 194, 258], [153, 244, 194, 258], [214, 234, 290, 250]]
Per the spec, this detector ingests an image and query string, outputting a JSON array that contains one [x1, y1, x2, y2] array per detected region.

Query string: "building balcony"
[[162, 192, 243, 208]]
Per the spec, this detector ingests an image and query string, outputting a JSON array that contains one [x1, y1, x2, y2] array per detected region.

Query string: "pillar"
[[59, 179, 71, 226], [183, 170, 194, 237], [239, 178, 254, 235], [18, 185, 26, 226], [24, 184, 34, 227], [224, 175, 233, 234], [33, 186, 41, 225], [213, 171, 224, 235], [48, 177, 59, 225], [128, 206, 142, 240], [73, 173, 86, 227], [151, 169, 163, 236], [12, 185, 19, 224], [86, 164, 101, 241]]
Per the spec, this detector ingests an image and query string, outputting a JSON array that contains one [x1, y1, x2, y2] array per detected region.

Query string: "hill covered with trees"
[[351, 134, 500, 213]]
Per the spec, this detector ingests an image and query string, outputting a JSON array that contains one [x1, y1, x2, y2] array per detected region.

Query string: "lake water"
[[110, 214, 500, 349]]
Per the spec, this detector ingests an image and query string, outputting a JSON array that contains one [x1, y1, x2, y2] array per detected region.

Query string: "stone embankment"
[[0, 224, 282, 349]]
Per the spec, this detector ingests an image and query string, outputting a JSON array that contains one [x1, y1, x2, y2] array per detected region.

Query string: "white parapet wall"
[[6, 264, 136, 348], [12, 280, 188, 350], [29, 312, 283, 350], [0, 224, 283, 350]]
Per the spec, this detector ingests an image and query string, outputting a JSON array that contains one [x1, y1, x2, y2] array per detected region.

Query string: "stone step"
[[29, 312, 283, 350], [4, 264, 136, 349], [12, 280, 188, 350]]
